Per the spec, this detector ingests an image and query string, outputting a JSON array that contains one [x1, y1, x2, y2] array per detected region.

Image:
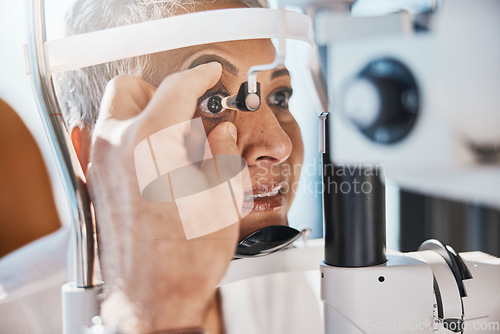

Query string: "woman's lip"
[[243, 192, 285, 212], [249, 182, 285, 197], [243, 182, 286, 212]]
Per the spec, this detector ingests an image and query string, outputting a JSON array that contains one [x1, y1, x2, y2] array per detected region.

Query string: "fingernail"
[[208, 61, 222, 70], [227, 123, 237, 142]]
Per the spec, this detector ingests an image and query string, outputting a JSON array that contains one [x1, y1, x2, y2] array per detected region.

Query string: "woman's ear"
[[70, 126, 92, 175]]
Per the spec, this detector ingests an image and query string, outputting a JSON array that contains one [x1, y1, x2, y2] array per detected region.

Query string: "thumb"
[[144, 62, 223, 127]]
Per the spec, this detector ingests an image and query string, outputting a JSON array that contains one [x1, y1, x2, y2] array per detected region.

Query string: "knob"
[[342, 58, 419, 144]]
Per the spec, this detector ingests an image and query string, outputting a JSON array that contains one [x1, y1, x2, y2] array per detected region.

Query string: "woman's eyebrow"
[[271, 68, 290, 80], [188, 54, 239, 76]]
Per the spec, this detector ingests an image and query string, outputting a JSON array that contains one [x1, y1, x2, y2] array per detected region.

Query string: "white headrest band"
[[46, 8, 313, 74]]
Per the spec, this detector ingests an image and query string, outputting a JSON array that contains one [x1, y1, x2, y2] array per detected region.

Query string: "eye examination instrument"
[[24, 0, 500, 333], [221, 6, 288, 113]]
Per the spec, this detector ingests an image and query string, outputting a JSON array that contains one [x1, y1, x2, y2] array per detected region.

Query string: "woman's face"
[[149, 37, 304, 240]]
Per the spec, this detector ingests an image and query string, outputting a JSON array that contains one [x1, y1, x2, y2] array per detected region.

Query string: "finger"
[[204, 122, 239, 159], [174, 122, 242, 241], [200, 122, 239, 190], [131, 63, 222, 174], [99, 75, 156, 121], [202, 122, 252, 220], [201, 122, 239, 177], [144, 62, 222, 126]]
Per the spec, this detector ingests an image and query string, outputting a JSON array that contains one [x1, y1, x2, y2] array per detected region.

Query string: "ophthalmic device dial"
[[342, 58, 419, 144]]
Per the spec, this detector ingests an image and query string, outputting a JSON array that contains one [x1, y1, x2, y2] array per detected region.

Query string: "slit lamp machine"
[[24, 0, 500, 333]]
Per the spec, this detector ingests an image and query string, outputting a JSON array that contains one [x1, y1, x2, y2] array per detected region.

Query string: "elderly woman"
[[0, 0, 321, 333]]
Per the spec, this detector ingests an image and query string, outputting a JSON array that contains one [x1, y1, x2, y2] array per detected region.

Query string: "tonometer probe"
[[221, 6, 287, 112]]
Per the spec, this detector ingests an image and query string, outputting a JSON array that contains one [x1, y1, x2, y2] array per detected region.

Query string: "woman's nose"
[[237, 105, 292, 167]]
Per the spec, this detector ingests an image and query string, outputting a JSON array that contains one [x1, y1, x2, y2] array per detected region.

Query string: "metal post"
[[25, 0, 96, 289]]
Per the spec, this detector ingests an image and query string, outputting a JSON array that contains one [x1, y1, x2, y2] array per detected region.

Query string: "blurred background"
[[1, 0, 498, 257]]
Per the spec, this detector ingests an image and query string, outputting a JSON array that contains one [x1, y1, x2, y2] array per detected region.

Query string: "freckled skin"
[[150, 38, 304, 240]]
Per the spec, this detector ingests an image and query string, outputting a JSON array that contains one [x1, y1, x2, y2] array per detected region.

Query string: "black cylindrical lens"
[[322, 113, 387, 267]]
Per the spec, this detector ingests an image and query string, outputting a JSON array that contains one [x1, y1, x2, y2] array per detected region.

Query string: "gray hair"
[[54, 0, 265, 131]]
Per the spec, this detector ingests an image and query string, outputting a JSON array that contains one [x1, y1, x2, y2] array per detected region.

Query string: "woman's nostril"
[[256, 156, 276, 161]]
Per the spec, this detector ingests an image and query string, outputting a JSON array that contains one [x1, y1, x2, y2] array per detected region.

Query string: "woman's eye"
[[269, 89, 292, 109], [199, 94, 227, 115]]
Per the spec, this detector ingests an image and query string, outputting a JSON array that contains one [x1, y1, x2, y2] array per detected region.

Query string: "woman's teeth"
[[245, 184, 283, 201], [253, 187, 281, 198]]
